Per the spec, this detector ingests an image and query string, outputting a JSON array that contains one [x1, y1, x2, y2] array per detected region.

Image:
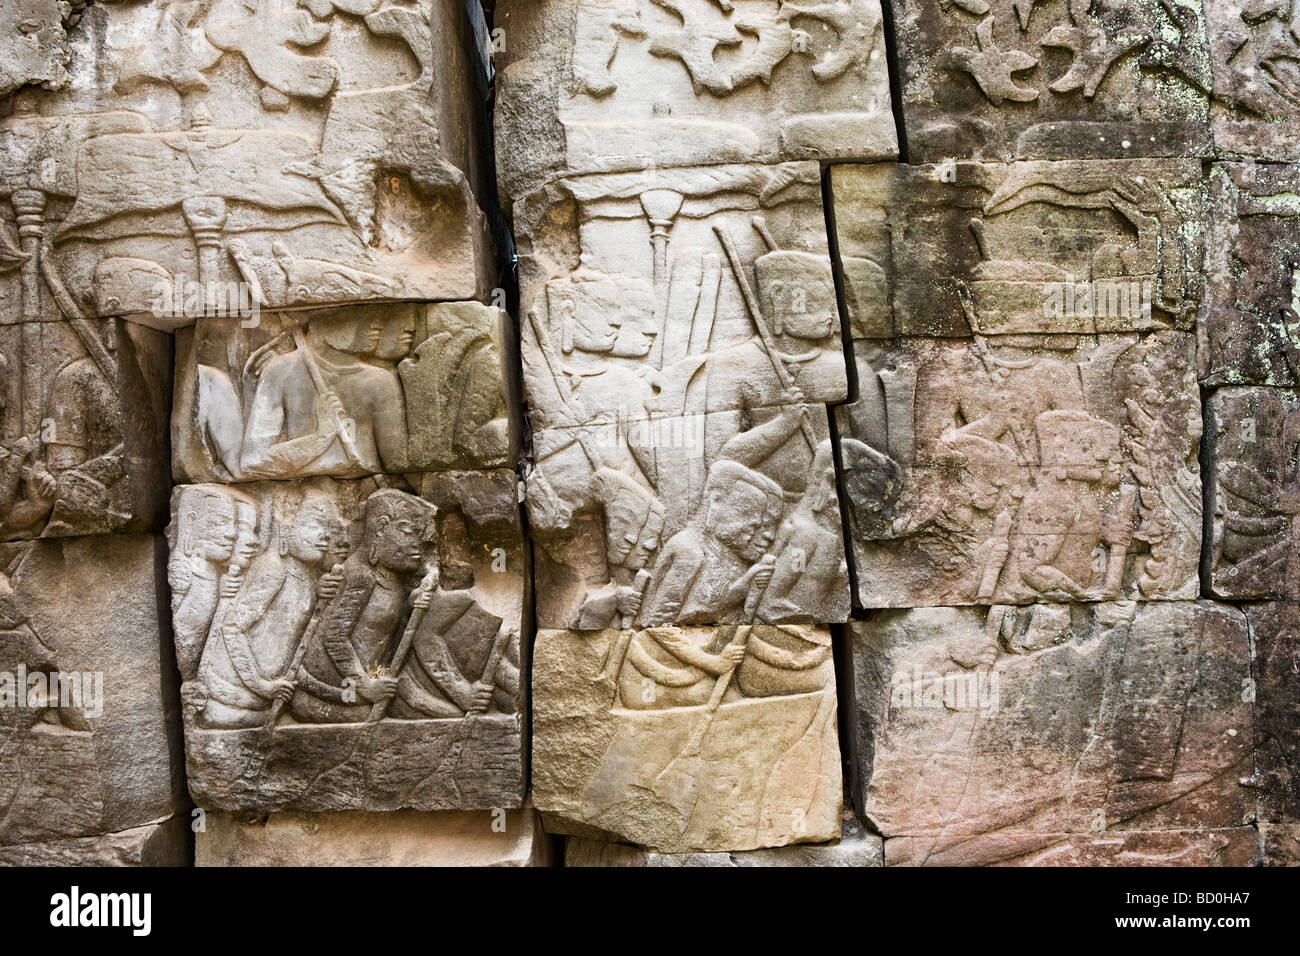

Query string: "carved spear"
[[365, 566, 440, 723]]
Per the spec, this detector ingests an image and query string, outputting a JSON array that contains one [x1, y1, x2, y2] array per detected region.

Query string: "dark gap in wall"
[[877, 0, 908, 164]]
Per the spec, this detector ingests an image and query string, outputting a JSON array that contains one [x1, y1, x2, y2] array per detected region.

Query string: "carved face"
[[287, 505, 332, 565], [372, 314, 417, 360], [709, 482, 770, 555], [231, 502, 260, 570], [372, 514, 426, 572], [610, 283, 658, 358], [197, 495, 239, 563], [771, 281, 837, 340]]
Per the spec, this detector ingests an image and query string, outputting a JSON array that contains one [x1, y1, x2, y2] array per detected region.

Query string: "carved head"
[[754, 252, 837, 342], [592, 468, 665, 571], [611, 279, 657, 358], [284, 490, 337, 566], [372, 311, 418, 361], [548, 277, 622, 356], [229, 493, 261, 571], [940, 430, 1021, 511], [363, 490, 435, 573], [319, 312, 383, 356], [703, 460, 783, 560], [175, 485, 239, 564]]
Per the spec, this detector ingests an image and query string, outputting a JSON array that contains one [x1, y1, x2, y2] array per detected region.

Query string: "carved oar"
[[365, 567, 439, 724], [239, 563, 343, 780], [598, 568, 652, 694]]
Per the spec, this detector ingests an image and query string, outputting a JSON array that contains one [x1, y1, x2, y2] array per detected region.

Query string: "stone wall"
[[0, 0, 1291, 866]]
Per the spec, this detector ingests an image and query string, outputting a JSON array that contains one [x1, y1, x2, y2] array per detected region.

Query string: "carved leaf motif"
[[780, 0, 883, 81], [204, 0, 339, 100]]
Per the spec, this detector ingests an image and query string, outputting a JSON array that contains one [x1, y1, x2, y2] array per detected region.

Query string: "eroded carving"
[[168, 475, 527, 811], [516, 163, 851, 629]]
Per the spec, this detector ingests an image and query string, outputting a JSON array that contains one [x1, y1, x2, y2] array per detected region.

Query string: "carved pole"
[[181, 196, 228, 315], [12, 188, 46, 436]]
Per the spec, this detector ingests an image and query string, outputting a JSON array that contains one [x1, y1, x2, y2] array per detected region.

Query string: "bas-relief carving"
[[851, 602, 1255, 866], [532, 624, 841, 852], [1244, 603, 1300, 843], [0, 0, 79, 97], [829, 160, 1204, 340], [1203, 163, 1300, 387], [1204, 0, 1300, 158], [893, 0, 1213, 162], [494, 0, 897, 198], [0, 0, 491, 328], [0, 317, 170, 541], [167, 475, 526, 811], [172, 302, 516, 482], [515, 162, 851, 629], [1206, 387, 1300, 599], [0, 535, 184, 852], [838, 331, 1202, 608]]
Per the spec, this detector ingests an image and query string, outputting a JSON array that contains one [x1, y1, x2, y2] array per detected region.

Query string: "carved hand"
[[615, 584, 643, 617], [468, 681, 495, 714], [360, 675, 399, 703]]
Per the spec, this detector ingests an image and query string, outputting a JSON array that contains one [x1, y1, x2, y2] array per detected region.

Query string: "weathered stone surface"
[[0, 815, 192, 867], [172, 301, 518, 482], [196, 808, 553, 866], [884, 827, 1261, 866], [533, 625, 841, 852], [0, 534, 186, 850], [1242, 603, 1299, 833], [0, 316, 171, 541], [168, 475, 526, 812], [851, 602, 1254, 866], [519, 163, 850, 629], [0, 0, 78, 97], [0, 0, 494, 328], [1205, 0, 1300, 160], [839, 332, 1201, 608], [1261, 822, 1299, 866], [1203, 163, 1300, 387], [493, 0, 896, 199], [892, 0, 1212, 163], [828, 160, 1204, 339], [1206, 388, 1300, 599], [564, 810, 880, 865]]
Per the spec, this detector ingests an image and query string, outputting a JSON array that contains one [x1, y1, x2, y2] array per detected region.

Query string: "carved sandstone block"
[[518, 163, 850, 628], [851, 602, 1254, 867], [196, 808, 554, 866], [1205, 387, 1300, 599], [0, 535, 187, 858], [0, 316, 171, 541], [167, 474, 527, 811], [0, 816, 192, 867], [532, 625, 841, 852], [838, 331, 1201, 608], [828, 160, 1204, 339], [172, 301, 519, 482], [1205, 0, 1300, 160], [0, 0, 493, 327], [493, 0, 897, 199], [892, 0, 1212, 163], [1241, 603, 1299, 833], [1204, 163, 1300, 387], [564, 811, 881, 865]]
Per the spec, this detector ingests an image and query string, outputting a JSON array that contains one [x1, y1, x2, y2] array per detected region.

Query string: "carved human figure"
[[289, 490, 434, 723], [693, 251, 843, 499], [0, 353, 55, 536], [1000, 410, 1131, 602], [240, 314, 408, 478], [0, 571, 90, 734], [528, 273, 658, 530], [194, 363, 244, 480], [196, 490, 339, 728], [754, 440, 848, 622], [574, 468, 665, 629], [638, 460, 783, 625], [168, 485, 240, 680]]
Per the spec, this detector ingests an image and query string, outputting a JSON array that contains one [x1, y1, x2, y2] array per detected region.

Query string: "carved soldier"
[[168, 485, 240, 681], [754, 440, 849, 622], [289, 489, 435, 723], [638, 460, 782, 625], [1000, 410, 1131, 602], [692, 251, 843, 500], [573, 468, 665, 629], [240, 313, 408, 479], [196, 489, 339, 729], [527, 273, 658, 532]]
